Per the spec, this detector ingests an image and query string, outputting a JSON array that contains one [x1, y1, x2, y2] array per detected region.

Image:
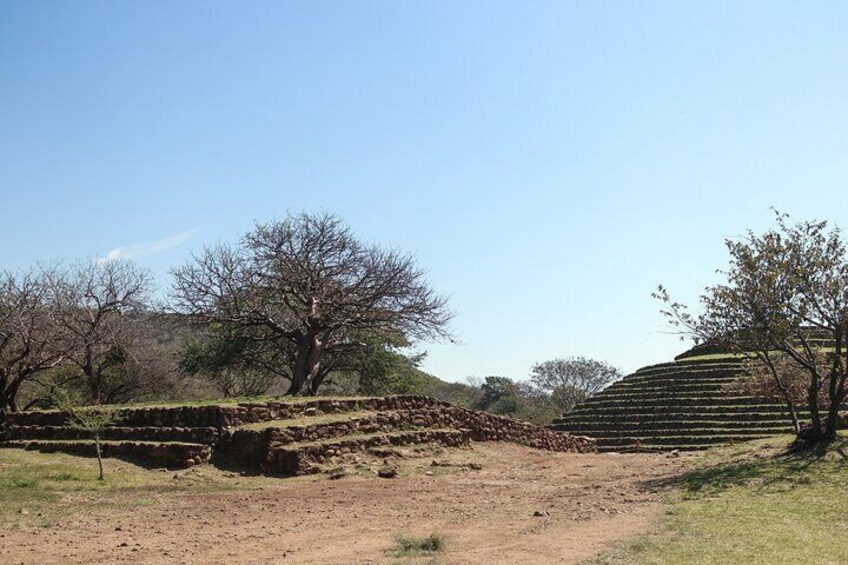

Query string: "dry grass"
[[0, 448, 277, 529]]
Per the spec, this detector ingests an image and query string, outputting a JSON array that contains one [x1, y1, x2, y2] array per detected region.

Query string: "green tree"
[[478, 376, 520, 414], [656, 213, 848, 443]]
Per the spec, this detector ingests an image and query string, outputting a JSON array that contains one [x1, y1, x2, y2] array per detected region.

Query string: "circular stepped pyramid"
[[551, 355, 800, 452]]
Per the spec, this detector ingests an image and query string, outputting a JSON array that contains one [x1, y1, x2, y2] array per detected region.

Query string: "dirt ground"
[[1, 443, 694, 564]]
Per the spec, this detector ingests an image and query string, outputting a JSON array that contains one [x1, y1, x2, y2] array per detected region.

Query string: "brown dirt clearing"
[[1, 443, 695, 564]]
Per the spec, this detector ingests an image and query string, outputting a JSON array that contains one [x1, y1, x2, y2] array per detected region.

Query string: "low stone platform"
[[1, 395, 595, 473], [0, 439, 212, 468]]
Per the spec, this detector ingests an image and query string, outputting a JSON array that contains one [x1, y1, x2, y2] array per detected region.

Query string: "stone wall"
[[6, 397, 431, 429], [2, 425, 218, 445], [0, 440, 211, 468], [272, 430, 469, 475], [4, 395, 595, 472], [217, 398, 596, 474]]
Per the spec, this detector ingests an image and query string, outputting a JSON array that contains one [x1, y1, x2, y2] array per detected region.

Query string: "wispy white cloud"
[[97, 228, 199, 265]]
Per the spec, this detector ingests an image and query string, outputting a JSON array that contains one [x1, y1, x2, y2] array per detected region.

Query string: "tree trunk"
[[823, 340, 847, 440], [824, 382, 846, 439], [95, 434, 104, 481], [286, 333, 324, 396], [774, 377, 801, 436], [0, 386, 9, 416], [1, 385, 20, 413], [785, 398, 801, 437], [806, 380, 824, 442], [763, 354, 801, 436], [309, 368, 330, 396]]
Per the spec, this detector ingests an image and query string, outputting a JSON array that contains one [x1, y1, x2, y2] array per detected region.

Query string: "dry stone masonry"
[[0, 395, 594, 472], [552, 354, 800, 452]]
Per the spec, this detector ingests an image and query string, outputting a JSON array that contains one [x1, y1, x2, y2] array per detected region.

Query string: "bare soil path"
[[1, 443, 694, 564]]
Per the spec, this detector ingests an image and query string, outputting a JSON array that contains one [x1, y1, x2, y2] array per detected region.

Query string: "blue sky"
[[2, 2, 848, 381]]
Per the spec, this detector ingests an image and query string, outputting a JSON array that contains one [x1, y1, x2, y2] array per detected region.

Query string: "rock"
[[468, 462, 483, 471], [668, 450, 680, 458], [377, 466, 398, 479], [532, 510, 550, 517]]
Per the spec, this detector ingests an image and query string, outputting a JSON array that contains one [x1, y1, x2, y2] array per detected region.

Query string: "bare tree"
[[0, 268, 64, 414], [50, 261, 153, 404], [171, 212, 453, 395], [656, 212, 848, 443], [530, 357, 621, 414]]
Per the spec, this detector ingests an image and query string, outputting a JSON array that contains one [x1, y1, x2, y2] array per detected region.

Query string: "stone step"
[[604, 381, 736, 392], [591, 433, 777, 447], [553, 426, 791, 437], [631, 363, 743, 377], [268, 429, 470, 475], [219, 406, 596, 469], [612, 379, 741, 391], [565, 404, 800, 417], [577, 396, 782, 409], [595, 443, 721, 453], [552, 419, 793, 431], [1, 425, 218, 444], [591, 389, 743, 401], [628, 366, 743, 379], [554, 410, 805, 422], [217, 410, 419, 466], [0, 439, 211, 469], [4, 396, 451, 429]]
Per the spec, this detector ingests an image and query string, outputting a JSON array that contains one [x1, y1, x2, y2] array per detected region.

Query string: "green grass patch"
[[587, 433, 848, 564], [0, 448, 277, 529], [389, 532, 445, 558]]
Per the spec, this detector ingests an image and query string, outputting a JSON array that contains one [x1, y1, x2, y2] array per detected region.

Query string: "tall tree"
[[171, 212, 452, 395], [529, 357, 621, 414], [0, 269, 64, 413], [656, 213, 848, 443]]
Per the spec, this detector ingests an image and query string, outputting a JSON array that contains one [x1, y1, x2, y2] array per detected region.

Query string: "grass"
[[0, 448, 276, 529], [387, 532, 446, 563], [20, 394, 383, 412], [586, 433, 848, 564], [675, 353, 746, 362]]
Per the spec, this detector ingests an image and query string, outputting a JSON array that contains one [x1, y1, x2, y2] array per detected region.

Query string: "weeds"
[[391, 532, 445, 556]]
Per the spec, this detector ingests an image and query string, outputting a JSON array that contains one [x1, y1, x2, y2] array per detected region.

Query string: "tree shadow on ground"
[[639, 436, 847, 497]]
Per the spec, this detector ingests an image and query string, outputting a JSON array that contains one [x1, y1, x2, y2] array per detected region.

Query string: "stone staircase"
[[551, 357, 800, 452], [1, 395, 595, 473]]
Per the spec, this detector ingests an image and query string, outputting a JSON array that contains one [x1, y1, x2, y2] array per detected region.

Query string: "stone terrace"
[[0, 395, 595, 472], [551, 357, 799, 452]]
